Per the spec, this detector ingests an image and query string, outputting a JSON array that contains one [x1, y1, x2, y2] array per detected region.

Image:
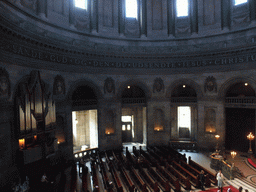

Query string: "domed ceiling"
[[1, 0, 256, 74]]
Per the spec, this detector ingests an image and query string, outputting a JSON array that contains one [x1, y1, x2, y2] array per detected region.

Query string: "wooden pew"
[[161, 146, 187, 162], [179, 160, 211, 187], [82, 165, 89, 192], [104, 151, 113, 171], [91, 161, 100, 192], [156, 163, 181, 192], [147, 166, 171, 192], [137, 166, 160, 192], [125, 147, 139, 169], [147, 147, 165, 165], [133, 146, 140, 157], [172, 161, 200, 188], [140, 148, 158, 167], [119, 166, 135, 192], [165, 163, 191, 190], [97, 153, 115, 191], [70, 163, 77, 192], [129, 167, 149, 192], [188, 156, 217, 185], [109, 163, 124, 192]]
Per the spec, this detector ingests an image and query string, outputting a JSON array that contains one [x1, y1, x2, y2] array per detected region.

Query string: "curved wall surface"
[[1, 0, 256, 188]]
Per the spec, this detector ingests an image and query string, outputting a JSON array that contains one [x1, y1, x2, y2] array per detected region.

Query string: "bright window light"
[[126, 0, 138, 19], [176, 0, 188, 17], [178, 106, 191, 129], [75, 0, 87, 10], [122, 116, 132, 122], [234, 0, 247, 5]]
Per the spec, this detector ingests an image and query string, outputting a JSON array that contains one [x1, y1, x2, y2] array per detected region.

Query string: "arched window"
[[176, 0, 188, 17], [126, 0, 138, 19], [75, 0, 88, 10], [234, 0, 247, 6]]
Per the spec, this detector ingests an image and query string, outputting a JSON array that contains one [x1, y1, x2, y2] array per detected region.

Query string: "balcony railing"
[[72, 99, 97, 106], [73, 147, 98, 161], [225, 97, 256, 104], [171, 97, 197, 103], [122, 98, 146, 104]]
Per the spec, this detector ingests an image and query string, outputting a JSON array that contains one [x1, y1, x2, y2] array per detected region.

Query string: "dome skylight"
[[126, 0, 138, 19], [75, 0, 87, 10], [176, 0, 189, 17], [234, 0, 247, 5]]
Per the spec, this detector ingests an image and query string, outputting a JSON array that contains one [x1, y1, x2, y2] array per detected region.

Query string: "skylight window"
[[176, 0, 189, 17], [75, 0, 87, 10], [234, 0, 247, 5], [126, 0, 138, 19]]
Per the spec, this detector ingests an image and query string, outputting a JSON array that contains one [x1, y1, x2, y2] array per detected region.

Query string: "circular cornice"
[[2, 1, 256, 74]]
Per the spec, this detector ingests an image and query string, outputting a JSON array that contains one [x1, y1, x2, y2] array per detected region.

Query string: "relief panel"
[[152, 0, 163, 30], [52, 0, 64, 14], [203, 0, 216, 25], [20, 0, 37, 12], [103, 0, 114, 27]]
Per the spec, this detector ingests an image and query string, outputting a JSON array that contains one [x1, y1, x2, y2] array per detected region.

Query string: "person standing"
[[199, 170, 205, 191], [216, 170, 224, 190]]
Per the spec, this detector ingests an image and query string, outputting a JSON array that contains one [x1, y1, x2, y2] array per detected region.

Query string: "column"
[[221, 0, 231, 30], [167, 0, 175, 37], [118, 0, 125, 36], [249, 0, 256, 22], [91, 0, 99, 33], [69, 0, 76, 28], [140, 0, 147, 38], [38, 0, 47, 19], [190, 0, 198, 34]]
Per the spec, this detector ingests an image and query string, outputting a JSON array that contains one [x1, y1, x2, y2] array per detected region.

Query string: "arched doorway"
[[171, 84, 197, 140], [121, 85, 147, 144], [225, 82, 256, 152], [71, 85, 98, 153]]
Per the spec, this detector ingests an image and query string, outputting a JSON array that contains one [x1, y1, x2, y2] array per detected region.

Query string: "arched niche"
[[220, 77, 256, 153], [55, 114, 66, 144], [218, 77, 256, 100], [166, 79, 201, 140], [117, 79, 151, 102], [121, 85, 146, 104], [68, 80, 101, 152], [105, 110, 115, 135], [153, 109, 165, 132], [166, 78, 202, 100]]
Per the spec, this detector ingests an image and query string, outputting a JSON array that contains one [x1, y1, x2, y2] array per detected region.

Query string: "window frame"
[[176, 0, 189, 18], [125, 0, 138, 19], [234, 0, 248, 6], [74, 0, 88, 10]]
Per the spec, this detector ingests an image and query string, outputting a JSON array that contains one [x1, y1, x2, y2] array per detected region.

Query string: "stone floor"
[[180, 150, 256, 192]]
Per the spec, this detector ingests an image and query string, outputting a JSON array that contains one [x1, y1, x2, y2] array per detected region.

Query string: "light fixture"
[[183, 85, 186, 88], [19, 138, 25, 150], [245, 83, 248, 86], [215, 134, 220, 153], [247, 132, 255, 154], [230, 151, 237, 168], [127, 85, 130, 89]]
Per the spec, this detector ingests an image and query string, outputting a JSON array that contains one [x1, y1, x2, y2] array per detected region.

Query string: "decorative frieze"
[[2, 41, 256, 69]]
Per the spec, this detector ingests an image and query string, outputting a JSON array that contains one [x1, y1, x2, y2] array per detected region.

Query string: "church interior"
[[1, 0, 256, 191]]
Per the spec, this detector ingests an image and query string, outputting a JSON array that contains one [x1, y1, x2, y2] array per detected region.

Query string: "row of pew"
[[79, 146, 217, 192]]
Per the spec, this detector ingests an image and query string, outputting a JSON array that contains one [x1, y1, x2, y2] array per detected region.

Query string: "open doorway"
[[121, 107, 147, 145], [72, 110, 98, 153], [225, 108, 255, 152], [121, 85, 147, 146]]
